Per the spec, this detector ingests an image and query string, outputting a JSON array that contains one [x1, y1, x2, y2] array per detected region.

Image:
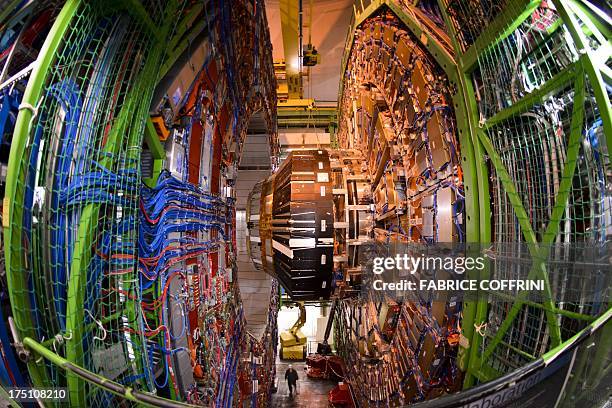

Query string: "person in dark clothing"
[[285, 364, 299, 397]]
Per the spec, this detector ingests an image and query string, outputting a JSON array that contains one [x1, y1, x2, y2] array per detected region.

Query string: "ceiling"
[[265, 0, 354, 102]]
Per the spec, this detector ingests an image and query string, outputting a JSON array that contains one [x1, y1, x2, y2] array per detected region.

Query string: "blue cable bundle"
[[137, 170, 231, 394], [59, 161, 138, 208], [85, 216, 136, 312], [215, 307, 244, 408], [141, 170, 224, 213], [47, 79, 83, 330], [21, 80, 83, 335], [0, 87, 21, 146], [138, 171, 227, 289]]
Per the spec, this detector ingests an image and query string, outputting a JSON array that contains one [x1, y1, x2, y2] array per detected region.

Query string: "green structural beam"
[[453, 53, 491, 384], [477, 63, 586, 370], [145, 117, 166, 159], [567, 0, 609, 45], [476, 130, 538, 245], [167, 3, 205, 50], [103, 0, 163, 41], [483, 62, 577, 129], [3, 0, 82, 390], [0, 387, 21, 408], [448, 0, 611, 387], [160, 17, 211, 79], [541, 65, 585, 244], [144, 118, 165, 187], [575, 0, 612, 39], [460, 0, 541, 72], [492, 291, 595, 322], [543, 307, 611, 363], [436, 0, 462, 56], [443, 6, 487, 380], [473, 309, 611, 397], [435, 0, 492, 386], [22, 337, 197, 408], [462, 60, 579, 389], [143, 159, 164, 188], [65, 105, 130, 404], [552, 0, 612, 154]]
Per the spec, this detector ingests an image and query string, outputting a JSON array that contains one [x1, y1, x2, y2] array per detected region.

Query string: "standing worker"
[[285, 364, 299, 398]]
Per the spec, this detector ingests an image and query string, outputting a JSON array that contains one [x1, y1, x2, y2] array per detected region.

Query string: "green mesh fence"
[[3, 1, 187, 406], [439, 0, 611, 386], [471, 4, 577, 119], [445, 0, 510, 51]]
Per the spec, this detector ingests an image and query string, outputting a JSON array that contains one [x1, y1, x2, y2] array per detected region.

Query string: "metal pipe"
[[298, 0, 303, 73], [22, 337, 197, 408]]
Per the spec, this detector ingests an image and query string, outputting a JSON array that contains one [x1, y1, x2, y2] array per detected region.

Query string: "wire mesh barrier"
[[445, 0, 510, 51], [1, 0, 279, 406], [407, 308, 611, 408], [471, 6, 577, 120], [4, 2, 183, 405], [442, 0, 611, 386]]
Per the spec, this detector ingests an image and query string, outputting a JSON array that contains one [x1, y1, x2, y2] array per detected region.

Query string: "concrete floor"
[[270, 361, 337, 407]]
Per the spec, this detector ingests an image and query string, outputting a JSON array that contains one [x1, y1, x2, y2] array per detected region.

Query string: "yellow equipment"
[[279, 302, 307, 360], [303, 44, 320, 66]]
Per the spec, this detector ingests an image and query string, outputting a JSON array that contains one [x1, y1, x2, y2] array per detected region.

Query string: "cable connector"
[[474, 321, 487, 337], [8, 316, 30, 362]]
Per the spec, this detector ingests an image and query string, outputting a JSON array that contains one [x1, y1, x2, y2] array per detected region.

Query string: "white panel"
[[273, 240, 293, 258], [288, 238, 316, 248]]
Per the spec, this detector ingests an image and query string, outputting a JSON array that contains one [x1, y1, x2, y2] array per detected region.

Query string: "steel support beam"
[[279, 0, 302, 98], [460, 0, 541, 72], [552, 0, 612, 154]]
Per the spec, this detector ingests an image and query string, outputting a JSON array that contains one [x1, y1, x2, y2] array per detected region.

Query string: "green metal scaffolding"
[[338, 0, 610, 392]]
